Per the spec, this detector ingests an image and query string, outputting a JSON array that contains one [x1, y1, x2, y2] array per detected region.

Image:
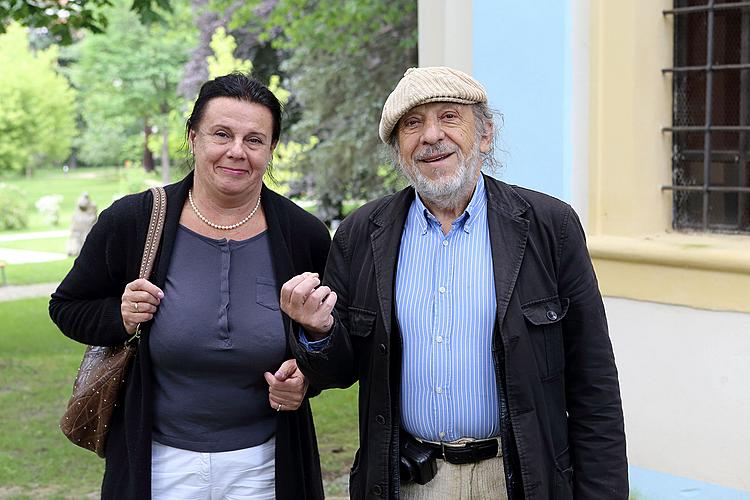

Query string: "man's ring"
[[133, 302, 139, 312], [276, 403, 282, 412]]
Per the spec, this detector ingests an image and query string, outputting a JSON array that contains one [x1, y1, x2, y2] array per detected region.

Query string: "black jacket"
[[291, 175, 628, 499], [50, 172, 330, 500]]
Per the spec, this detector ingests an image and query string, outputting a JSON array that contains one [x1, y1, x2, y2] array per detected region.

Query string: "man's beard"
[[398, 141, 481, 212]]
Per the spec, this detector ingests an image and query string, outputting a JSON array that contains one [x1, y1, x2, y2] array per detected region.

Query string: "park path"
[[0, 282, 58, 302], [0, 229, 69, 264]]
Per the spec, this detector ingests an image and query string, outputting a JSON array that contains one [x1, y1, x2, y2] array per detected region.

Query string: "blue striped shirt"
[[395, 176, 499, 442]]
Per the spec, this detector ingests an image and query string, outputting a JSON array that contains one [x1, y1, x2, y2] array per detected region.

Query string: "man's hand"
[[280, 272, 337, 340], [264, 359, 308, 411]]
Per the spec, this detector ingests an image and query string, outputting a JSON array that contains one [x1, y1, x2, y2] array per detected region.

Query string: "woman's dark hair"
[[186, 72, 283, 145]]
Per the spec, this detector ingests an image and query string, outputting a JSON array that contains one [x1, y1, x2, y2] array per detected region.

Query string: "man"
[[281, 67, 627, 499]]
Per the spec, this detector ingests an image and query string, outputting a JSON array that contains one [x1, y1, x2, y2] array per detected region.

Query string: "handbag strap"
[[129, 187, 166, 343], [139, 186, 167, 280]]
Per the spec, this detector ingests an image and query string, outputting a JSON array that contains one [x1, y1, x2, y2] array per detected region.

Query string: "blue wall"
[[473, 0, 570, 201]]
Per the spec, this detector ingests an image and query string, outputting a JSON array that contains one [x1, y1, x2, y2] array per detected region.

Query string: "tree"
[[70, 0, 194, 179], [1, 0, 171, 44], [0, 24, 76, 175], [227, 0, 418, 221]]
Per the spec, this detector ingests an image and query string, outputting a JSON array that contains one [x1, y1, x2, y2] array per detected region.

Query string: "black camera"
[[399, 435, 438, 485]]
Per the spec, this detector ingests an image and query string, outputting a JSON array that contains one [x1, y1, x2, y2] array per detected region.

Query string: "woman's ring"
[[133, 302, 139, 312], [276, 403, 282, 412]]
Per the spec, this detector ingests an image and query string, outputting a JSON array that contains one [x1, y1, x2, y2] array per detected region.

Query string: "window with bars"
[[663, 0, 750, 232]]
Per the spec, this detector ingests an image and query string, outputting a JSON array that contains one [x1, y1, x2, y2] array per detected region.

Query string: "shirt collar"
[[411, 175, 487, 234]]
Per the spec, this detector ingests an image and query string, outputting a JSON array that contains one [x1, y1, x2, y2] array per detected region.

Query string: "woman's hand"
[[120, 278, 164, 335], [264, 359, 309, 412]]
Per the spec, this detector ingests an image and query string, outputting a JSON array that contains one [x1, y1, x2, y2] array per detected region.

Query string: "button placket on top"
[[430, 218, 455, 440], [217, 239, 233, 347]]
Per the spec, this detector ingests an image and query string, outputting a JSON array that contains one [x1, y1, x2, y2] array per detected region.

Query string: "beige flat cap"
[[378, 66, 488, 143]]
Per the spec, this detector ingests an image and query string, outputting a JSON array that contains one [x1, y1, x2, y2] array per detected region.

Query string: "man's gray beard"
[[398, 143, 481, 212]]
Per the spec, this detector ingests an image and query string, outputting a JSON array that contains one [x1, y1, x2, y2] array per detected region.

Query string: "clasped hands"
[[120, 278, 309, 412]]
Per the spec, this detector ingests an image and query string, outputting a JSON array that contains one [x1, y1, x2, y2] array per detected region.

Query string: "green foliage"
[[0, 24, 76, 175], [35, 194, 64, 226], [0, 183, 31, 230], [208, 27, 253, 78], [118, 163, 152, 195], [227, 0, 417, 220], [0, 0, 173, 45], [69, 0, 195, 169]]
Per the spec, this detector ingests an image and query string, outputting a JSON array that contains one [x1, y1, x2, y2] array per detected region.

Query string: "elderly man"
[[281, 67, 627, 499]]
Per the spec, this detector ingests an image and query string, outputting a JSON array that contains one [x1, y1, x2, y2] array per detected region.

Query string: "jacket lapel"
[[369, 188, 413, 338], [484, 175, 530, 337]]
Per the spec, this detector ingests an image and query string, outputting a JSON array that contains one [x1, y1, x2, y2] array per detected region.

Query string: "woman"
[[49, 73, 330, 499]]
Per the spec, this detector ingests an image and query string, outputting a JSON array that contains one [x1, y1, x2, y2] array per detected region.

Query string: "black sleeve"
[[558, 207, 629, 498], [290, 221, 358, 390], [49, 205, 133, 347]]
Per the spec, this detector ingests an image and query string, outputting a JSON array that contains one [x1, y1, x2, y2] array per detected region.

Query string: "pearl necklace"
[[188, 189, 261, 230]]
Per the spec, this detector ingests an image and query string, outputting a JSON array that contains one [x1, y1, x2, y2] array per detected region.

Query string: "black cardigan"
[[50, 172, 330, 500]]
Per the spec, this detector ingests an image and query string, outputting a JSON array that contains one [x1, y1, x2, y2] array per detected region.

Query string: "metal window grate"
[[662, 0, 750, 232]]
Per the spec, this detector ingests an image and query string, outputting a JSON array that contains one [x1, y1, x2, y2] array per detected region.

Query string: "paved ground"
[[0, 230, 68, 242], [0, 282, 59, 302], [0, 247, 67, 264]]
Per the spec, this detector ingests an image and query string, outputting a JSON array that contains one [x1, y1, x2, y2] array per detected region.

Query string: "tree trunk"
[[161, 125, 170, 184], [143, 121, 154, 172]]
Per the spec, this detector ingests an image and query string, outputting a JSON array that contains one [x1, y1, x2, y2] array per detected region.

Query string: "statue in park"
[[67, 192, 98, 257]]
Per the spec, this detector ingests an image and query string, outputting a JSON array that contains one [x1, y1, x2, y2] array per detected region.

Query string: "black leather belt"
[[419, 438, 501, 465]]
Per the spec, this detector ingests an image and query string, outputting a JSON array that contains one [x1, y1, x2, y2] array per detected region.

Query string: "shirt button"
[[435, 386, 442, 394], [436, 335, 443, 343], [438, 286, 446, 294], [439, 431, 446, 439], [546, 310, 558, 321], [442, 240, 449, 246]]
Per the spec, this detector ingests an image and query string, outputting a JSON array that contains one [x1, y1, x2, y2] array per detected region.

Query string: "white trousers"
[[400, 456, 507, 500], [151, 437, 275, 500]]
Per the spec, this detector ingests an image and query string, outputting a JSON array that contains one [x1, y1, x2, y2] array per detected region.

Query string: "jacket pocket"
[[553, 447, 574, 500], [256, 277, 280, 311], [349, 307, 376, 337], [521, 296, 569, 380]]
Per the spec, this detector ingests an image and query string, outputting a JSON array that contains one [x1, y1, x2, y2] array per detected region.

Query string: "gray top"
[[149, 225, 286, 452]]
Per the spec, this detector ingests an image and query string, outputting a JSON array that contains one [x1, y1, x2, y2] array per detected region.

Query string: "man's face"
[[396, 102, 491, 207]]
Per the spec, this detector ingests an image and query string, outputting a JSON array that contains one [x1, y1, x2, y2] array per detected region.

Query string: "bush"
[[35, 194, 63, 226], [0, 183, 30, 229]]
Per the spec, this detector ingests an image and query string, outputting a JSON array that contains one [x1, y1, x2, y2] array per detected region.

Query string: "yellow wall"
[[587, 0, 750, 312]]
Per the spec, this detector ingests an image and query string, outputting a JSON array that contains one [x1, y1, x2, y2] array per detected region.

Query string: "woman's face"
[[189, 97, 276, 199]]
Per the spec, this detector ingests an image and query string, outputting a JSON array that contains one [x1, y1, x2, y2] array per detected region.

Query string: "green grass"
[[1, 259, 74, 286], [0, 237, 68, 253], [310, 385, 358, 494], [0, 297, 103, 499], [0, 297, 359, 499], [0, 166, 158, 234]]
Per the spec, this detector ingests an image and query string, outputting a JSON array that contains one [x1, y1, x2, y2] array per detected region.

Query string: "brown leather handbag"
[[60, 186, 166, 458]]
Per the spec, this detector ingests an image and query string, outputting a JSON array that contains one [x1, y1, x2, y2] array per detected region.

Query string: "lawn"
[[0, 297, 358, 499], [1, 260, 74, 287], [0, 167, 135, 235]]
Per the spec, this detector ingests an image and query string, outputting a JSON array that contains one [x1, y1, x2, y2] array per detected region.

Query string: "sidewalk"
[[0, 282, 58, 302], [0, 230, 68, 242]]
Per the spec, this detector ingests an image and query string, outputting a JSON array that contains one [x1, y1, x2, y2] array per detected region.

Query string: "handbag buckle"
[[126, 324, 142, 345]]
